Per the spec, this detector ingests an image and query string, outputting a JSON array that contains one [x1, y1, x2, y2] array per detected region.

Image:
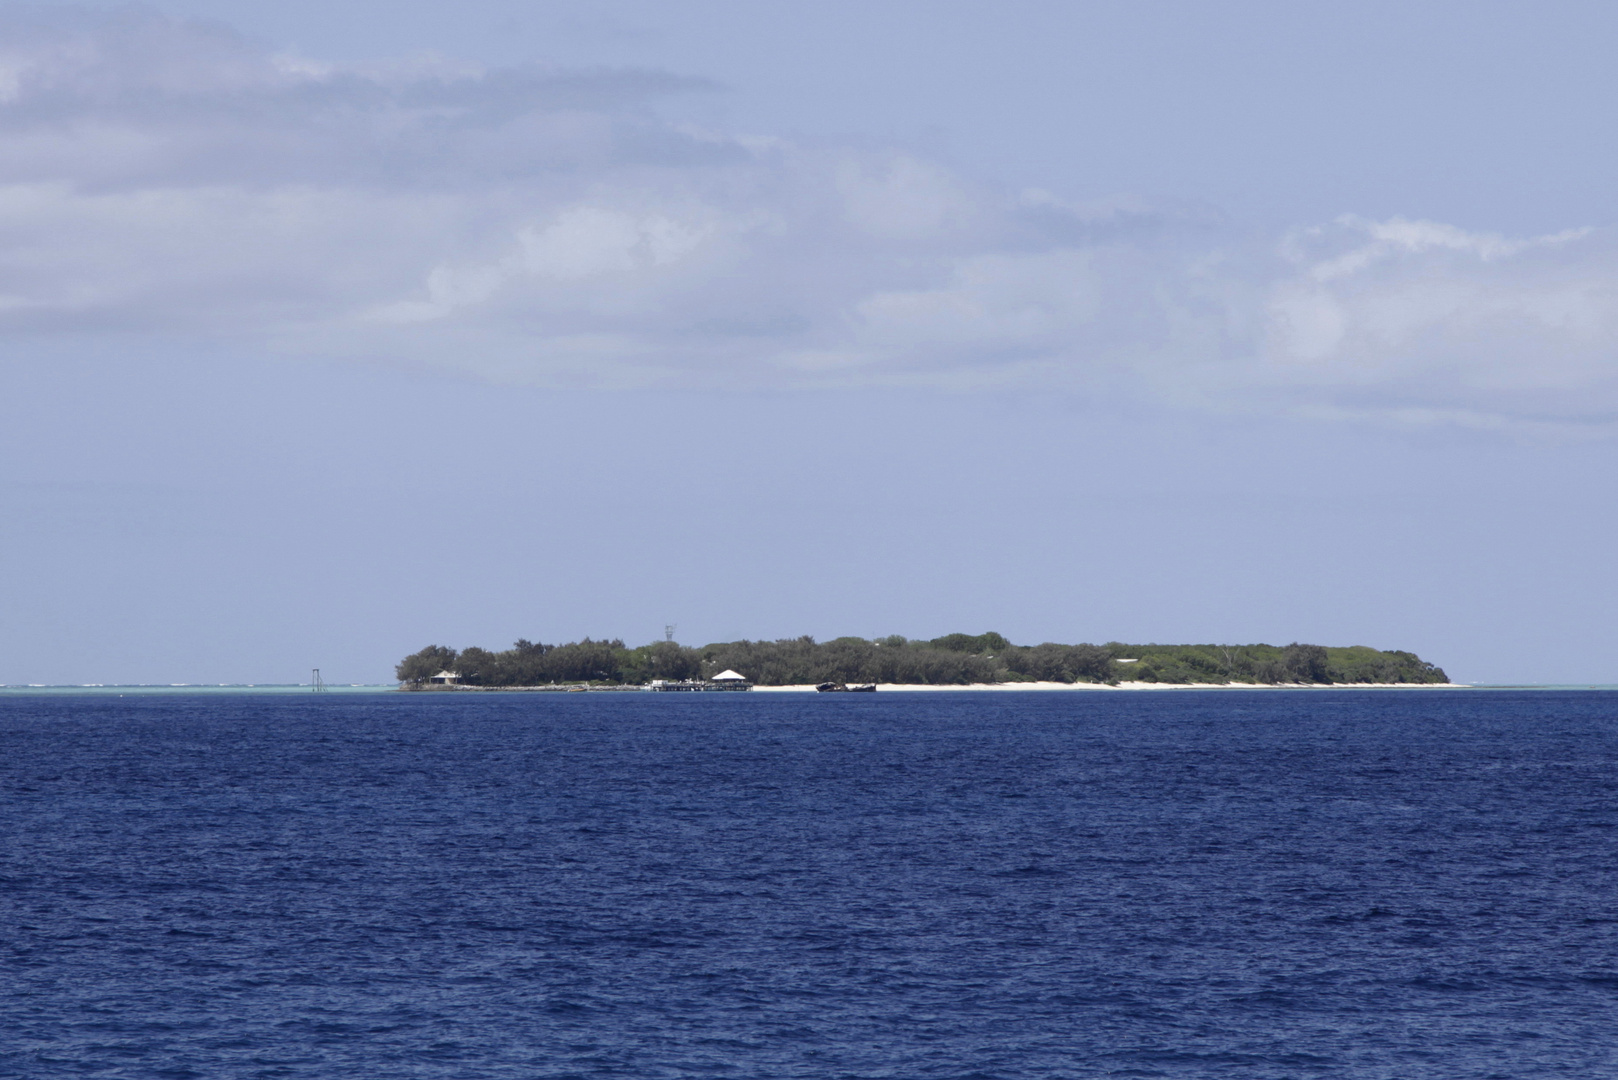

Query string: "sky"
[[2, 1, 1616, 685]]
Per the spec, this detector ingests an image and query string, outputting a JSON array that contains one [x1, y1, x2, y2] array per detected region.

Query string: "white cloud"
[[1253, 217, 1618, 423], [2, 9, 1618, 430], [371, 204, 720, 323], [517, 206, 711, 279], [835, 155, 979, 240]]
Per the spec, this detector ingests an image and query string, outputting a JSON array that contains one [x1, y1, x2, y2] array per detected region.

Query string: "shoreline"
[[751, 681, 1473, 692], [20, 683, 1618, 694], [401, 680, 1472, 693]]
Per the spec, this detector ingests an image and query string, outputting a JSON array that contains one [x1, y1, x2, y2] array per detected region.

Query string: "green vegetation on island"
[[396, 634, 1448, 688]]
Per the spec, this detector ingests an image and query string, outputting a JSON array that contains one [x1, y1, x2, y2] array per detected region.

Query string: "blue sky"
[[3, 1, 1615, 684]]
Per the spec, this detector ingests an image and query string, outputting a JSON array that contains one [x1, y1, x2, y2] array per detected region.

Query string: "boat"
[[816, 682, 876, 692]]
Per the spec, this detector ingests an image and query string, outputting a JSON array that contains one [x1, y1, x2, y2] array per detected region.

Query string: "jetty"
[[646, 670, 753, 692]]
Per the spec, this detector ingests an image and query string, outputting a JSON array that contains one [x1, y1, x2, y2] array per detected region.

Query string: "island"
[[395, 634, 1449, 689]]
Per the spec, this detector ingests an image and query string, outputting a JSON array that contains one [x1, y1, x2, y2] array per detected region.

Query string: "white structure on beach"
[[429, 670, 460, 684], [712, 670, 749, 683]]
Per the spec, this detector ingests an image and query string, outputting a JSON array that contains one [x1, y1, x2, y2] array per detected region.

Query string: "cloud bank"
[[3, 9, 1616, 429]]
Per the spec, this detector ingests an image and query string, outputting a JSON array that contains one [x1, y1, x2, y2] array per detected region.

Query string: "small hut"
[[711, 669, 752, 690], [429, 670, 461, 685]]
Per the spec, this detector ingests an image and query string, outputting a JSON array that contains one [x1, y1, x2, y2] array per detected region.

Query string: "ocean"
[[2, 689, 1615, 1078]]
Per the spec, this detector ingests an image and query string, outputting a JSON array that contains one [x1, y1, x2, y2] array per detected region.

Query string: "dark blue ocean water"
[[2, 690, 1616, 1079]]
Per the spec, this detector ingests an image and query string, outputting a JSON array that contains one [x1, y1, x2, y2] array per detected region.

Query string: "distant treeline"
[[1107, 642, 1447, 685], [396, 633, 1448, 687], [396, 639, 701, 689]]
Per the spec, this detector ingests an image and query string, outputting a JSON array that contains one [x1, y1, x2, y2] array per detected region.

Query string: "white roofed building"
[[710, 669, 752, 690]]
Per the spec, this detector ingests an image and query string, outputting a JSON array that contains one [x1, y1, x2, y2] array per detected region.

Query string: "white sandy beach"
[[750, 681, 1470, 692]]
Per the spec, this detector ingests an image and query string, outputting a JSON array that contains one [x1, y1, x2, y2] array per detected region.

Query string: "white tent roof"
[[431, 669, 459, 679], [712, 669, 749, 681]]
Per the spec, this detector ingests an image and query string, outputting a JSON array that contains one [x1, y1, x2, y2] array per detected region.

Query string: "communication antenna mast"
[[312, 668, 326, 692], [665, 624, 676, 643]]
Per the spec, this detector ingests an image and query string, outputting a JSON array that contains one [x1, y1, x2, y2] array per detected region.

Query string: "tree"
[[1283, 643, 1332, 683], [929, 631, 1009, 655], [453, 646, 498, 685], [626, 641, 702, 682], [543, 638, 627, 683], [1254, 658, 1289, 684], [396, 645, 457, 687], [1001, 642, 1113, 682]]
